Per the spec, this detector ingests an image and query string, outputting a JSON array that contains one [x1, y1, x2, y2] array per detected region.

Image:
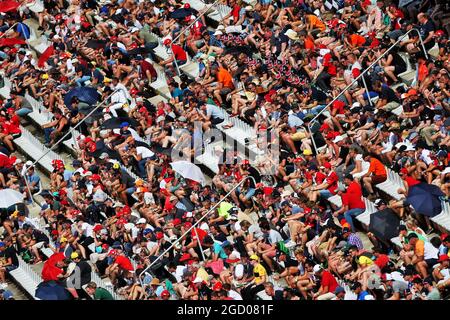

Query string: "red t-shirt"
[[326, 171, 339, 194], [231, 4, 241, 21], [404, 176, 421, 187], [374, 254, 390, 269], [314, 172, 327, 184], [343, 181, 366, 210], [171, 44, 187, 61], [140, 60, 157, 79], [114, 255, 134, 271], [322, 53, 337, 76], [0, 153, 12, 169], [321, 270, 339, 293]]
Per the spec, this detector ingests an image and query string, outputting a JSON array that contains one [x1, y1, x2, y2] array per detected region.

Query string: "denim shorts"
[[319, 189, 333, 199]]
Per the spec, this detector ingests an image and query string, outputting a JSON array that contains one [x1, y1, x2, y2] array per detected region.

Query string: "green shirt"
[[94, 287, 114, 300], [139, 24, 158, 45]]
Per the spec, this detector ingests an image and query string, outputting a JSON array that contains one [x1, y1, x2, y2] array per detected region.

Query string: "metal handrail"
[[307, 27, 428, 152], [0, 22, 18, 38], [166, 0, 223, 75], [138, 175, 256, 288]]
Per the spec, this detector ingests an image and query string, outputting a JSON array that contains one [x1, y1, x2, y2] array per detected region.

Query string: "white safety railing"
[[307, 28, 429, 152], [138, 175, 256, 288]]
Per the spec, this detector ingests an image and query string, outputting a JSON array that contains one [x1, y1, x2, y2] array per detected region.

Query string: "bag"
[[21, 250, 33, 263]]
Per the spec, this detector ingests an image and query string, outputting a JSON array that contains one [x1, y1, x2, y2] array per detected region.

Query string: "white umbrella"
[[170, 161, 206, 185], [0, 189, 25, 208]]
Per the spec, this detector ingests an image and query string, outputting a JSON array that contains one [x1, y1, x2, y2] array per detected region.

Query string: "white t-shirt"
[[228, 289, 243, 300], [80, 222, 93, 238], [137, 146, 155, 159], [424, 241, 439, 260], [268, 229, 283, 244]]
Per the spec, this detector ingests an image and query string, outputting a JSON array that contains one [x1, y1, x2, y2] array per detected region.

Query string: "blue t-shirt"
[[357, 291, 370, 300], [213, 242, 227, 259]]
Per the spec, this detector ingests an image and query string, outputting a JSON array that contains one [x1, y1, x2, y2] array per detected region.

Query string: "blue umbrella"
[[64, 87, 100, 108], [406, 182, 444, 217], [35, 280, 72, 300]]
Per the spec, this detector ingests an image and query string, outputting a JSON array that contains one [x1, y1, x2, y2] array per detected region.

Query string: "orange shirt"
[[368, 158, 387, 176], [414, 239, 425, 257], [308, 15, 326, 31], [350, 34, 366, 47], [217, 67, 234, 89], [304, 36, 315, 51]]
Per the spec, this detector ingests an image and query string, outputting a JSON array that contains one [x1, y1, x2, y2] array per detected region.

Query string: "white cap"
[[71, 58, 79, 64], [364, 294, 375, 300], [385, 273, 393, 281], [351, 102, 361, 109], [185, 212, 193, 218], [113, 202, 125, 208], [156, 116, 165, 123], [14, 159, 23, 165], [333, 135, 345, 144], [137, 218, 147, 224], [129, 27, 139, 33], [53, 35, 60, 40], [313, 264, 322, 273], [25, 160, 34, 168], [213, 30, 223, 36]]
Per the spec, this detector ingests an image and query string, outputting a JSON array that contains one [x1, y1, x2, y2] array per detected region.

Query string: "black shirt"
[[380, 84, 400, 103], [32, 230, 49, 244], [0, 246, 19, 267], [77, 260, 92, 286]]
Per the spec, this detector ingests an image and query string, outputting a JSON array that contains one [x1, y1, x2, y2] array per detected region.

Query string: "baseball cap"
[[213, 282, 223, 291], [161, 290, 170, 298], [143, 228, 152, 236], [70, 252, 79, 259], [99, 152, 109, 160], [120, 122, 129, 128], [137, 218, 147, 224], [319, 123, 330, 131], [334, 286, 345, 295], [0, 242, 5, 248], [303, 149, 313, 156], [438, 254, 449, 262], [313, 264, 322, 273], [249, 254, 259, 261], [108, 249, 118, 256], [320, 162, 332, 169]]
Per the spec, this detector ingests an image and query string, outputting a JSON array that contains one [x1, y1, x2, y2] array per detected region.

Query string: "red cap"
[[90, 174, 101, 181], [225, 257, 240, 264], [179, 253, 192, 262], [241, 159, 250, 165], [438, 254, 449, 262], [130, 88, 138, 95], [184, 3, 190, 8], [213, 282, 223, 291], [440, 233, 448, 241], [407, 88, 418, 97], [184, 222, 193, 229], [155, 232, 164, 240], [122, 205, 131, 214], [108, 249, 117, 256], [318, 44, 327, 49], [319, 123, 330, 132], [400, 168, 408, 175], [172, 218, 181, 226], [93, 225, 103, 232], [102, 244, 109, 250], [322, 162, 332, 169], [138, 106, 147, 114], [161, 290, 170, 297], [163, 38, 172, 46], [435, 30, 445, 36], [110, 36, 118, 42]]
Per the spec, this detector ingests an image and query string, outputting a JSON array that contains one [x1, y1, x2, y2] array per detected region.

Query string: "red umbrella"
[[0, 38, 26, 47], [41, 252, 65, 282], [0, 1, 20, 13]]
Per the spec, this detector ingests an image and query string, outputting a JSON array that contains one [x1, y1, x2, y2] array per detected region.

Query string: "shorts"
[[220, 88, 232, 95], [126, 187, 136, 194], [371, 175, 387, 185], [237, 187, 256, 200], [211, 116, 224, 125], [33, 241, 46, 249], [319, 189, 333, 199], [362, 92, 379, 100], [382, 101, 400, 112], [291, 131, 307, 141], [5, 265, 18, 272], [425, 258, 438, 268]]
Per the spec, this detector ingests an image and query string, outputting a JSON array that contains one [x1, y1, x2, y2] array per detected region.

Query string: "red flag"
[[0, 37, 26, 47], [38, 45, 55, 68], [0, 1, 20, 13]]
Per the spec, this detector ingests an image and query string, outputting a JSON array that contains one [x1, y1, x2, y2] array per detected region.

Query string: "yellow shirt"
[[253, 263, 267, 284]]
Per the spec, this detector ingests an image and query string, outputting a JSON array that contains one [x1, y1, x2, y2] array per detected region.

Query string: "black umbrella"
[[89, 140, 121, 161], [35, 281, 72, 300], [406, 182, 444, 217], [64, 87, 100, 108], [169, 7, 197, 20], [369, 208, 401, 242], [101, 117, 140, 129]]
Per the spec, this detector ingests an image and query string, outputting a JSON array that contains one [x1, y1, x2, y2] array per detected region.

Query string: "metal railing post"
[[0, 22, 18, 38], [138, 175, 256, 288], [26, 89, 119, 169], [306, 28, 427, 153], [361, 75, 373, 107], [194, 227, 206, 261]]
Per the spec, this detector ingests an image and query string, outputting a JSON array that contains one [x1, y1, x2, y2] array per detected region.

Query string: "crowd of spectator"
[[0, 0, 450, 300]]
